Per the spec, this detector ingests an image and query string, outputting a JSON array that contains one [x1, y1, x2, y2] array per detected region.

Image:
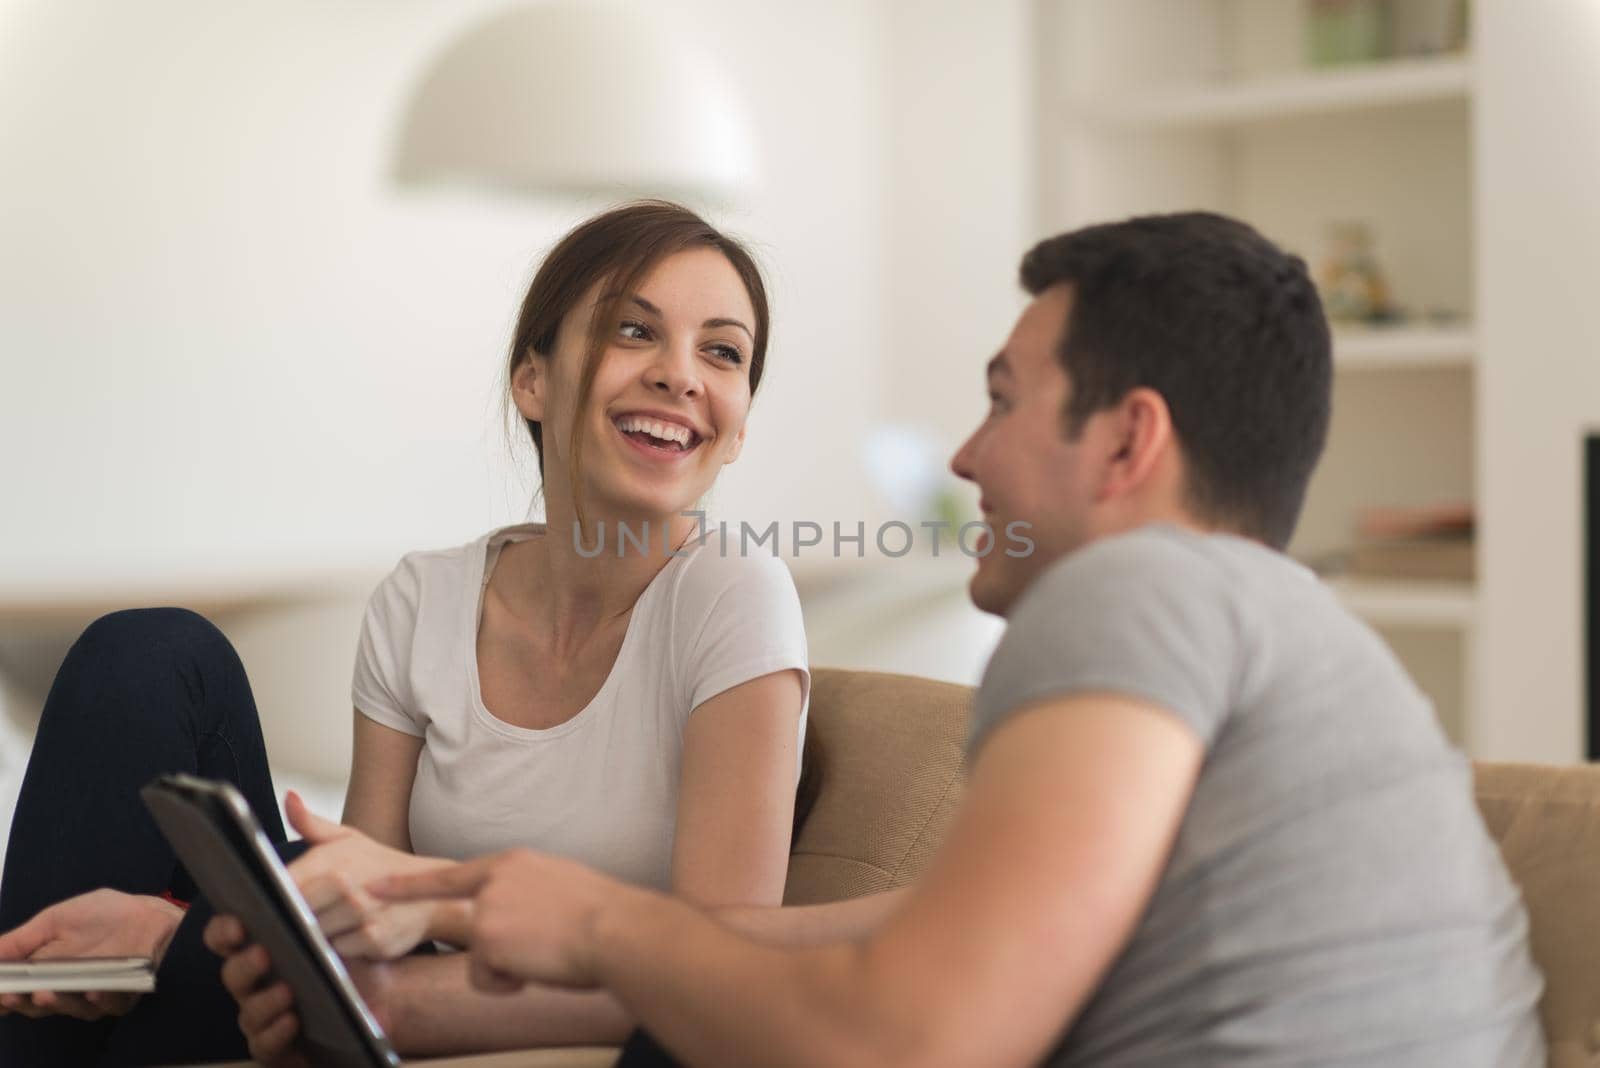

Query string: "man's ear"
[[510, 352, 547, 423], [1094, 387, 1173, 501]]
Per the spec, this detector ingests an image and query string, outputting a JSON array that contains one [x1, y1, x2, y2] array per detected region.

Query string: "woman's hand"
[[206, 914, 394, 1067], [284, 791, 457, 960], [373, 849, 630, 994], [0, 888, 184, 1020]]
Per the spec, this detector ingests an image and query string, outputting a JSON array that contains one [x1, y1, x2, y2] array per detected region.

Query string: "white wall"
[[1474, 1, 1600, 761], [0, 0, 898, 783], [0, 0, 888, 595], [883, 0, 1035, 457]]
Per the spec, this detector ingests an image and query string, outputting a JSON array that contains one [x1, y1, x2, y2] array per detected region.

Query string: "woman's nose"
[[648, 341, 701, 397]]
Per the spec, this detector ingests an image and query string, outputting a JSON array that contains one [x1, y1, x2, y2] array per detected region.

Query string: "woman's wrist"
[[144, 894, 188, 967]]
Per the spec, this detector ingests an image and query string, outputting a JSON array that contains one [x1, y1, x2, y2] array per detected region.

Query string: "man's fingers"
[[369, 858, 486, 902], [203, 914, 246, 955], [219, 943, 273, 999], [238, 980, 295, 1036], [248, 1007, 301, 1065], [468, 956, 523, 995]]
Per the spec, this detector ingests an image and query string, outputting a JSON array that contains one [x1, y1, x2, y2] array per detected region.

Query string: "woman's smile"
[[611, 410, 706, 460]]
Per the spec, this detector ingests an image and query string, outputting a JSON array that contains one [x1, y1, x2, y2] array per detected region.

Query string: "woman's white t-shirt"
[[350, 524, 811, 890]]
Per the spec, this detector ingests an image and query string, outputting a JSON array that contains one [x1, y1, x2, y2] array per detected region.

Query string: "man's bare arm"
[[714, 887, 909, 947], [582, 693, 1202, 1068]]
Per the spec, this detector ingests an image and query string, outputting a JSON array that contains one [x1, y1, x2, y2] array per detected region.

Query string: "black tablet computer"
[[141, 773, 402, 1068]]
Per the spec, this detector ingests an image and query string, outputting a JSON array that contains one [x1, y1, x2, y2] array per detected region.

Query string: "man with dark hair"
[[356, 213, 1546, 1065]]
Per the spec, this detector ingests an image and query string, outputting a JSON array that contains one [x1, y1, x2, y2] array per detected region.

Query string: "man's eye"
[[619, 320, 652, 342]]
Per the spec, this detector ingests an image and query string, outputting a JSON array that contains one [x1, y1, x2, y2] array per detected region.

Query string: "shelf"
[[1332, 325, 1476, 370], [1069, 55, 1473, 130], [1325, 576, 1477, 629]]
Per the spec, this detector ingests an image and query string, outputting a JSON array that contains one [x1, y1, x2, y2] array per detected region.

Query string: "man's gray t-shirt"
[[970, 525, 1544, 1066]]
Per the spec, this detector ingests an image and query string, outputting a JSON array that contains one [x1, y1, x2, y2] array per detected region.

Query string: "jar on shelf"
[[1306, 0, 1386, 66], [1317, 221, 1396, 324]]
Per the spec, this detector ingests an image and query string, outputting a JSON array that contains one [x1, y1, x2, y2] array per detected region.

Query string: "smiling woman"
[[0, 202, 814, 1065]]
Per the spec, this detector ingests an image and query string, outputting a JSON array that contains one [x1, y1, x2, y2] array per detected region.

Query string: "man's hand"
[[0, 888, 184, 1021], [205, 914, 394, 1067], [373, 849, 633, 994], [285, 791, 455, 960]]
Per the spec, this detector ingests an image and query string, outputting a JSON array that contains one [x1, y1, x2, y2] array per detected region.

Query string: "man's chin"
[[966, 566, 1018, 619]]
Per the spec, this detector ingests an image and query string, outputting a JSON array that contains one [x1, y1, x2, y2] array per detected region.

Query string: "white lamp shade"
[[392, 2, 756, 199]]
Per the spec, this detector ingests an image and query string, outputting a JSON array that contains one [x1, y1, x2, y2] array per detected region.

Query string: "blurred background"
[[2, 0, 1598, 844]]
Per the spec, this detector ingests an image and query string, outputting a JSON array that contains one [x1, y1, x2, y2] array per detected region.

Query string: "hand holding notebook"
[[0, 888, 180, 1017]]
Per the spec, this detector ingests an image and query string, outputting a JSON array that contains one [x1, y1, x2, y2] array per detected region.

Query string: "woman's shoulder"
[[667, 533, 801, 614], [370, 525, 533, 604]]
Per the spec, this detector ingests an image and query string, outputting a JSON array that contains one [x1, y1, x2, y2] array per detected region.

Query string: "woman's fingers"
[[83, 990, 138, 1018], [285, 791, 345, 846], [51, 992, 102, 1020], [17, 990, 91, 1020], [300, 874, 363, 937], [331, 926, 379, 960], [0, 911, 52, 961], [11, 991, 56, 1019]]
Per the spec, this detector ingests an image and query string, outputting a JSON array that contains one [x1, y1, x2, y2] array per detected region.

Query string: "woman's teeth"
[[616, 415, 696, 450]]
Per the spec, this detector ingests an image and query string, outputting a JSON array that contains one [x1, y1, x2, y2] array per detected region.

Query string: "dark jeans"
[[0, 607, 679, 1068], [614, 1028, 686, 1067], [0, 608, 291, 1067]]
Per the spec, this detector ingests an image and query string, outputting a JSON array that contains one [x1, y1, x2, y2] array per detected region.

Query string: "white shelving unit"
[[1041, 0, 1480, 748], [1069, 55, 1472, 129], [1325, 576, 1477, 629], [1333, 325, 1476, 370]]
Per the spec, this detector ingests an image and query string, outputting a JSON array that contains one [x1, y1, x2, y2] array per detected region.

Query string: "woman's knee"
[[66, 608, 239, 685]]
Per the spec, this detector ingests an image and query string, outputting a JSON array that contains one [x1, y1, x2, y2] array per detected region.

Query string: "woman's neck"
[[505, 500, 701, 647]]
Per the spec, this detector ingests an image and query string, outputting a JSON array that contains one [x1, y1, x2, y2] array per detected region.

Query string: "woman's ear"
[[510, 352, 547, 423]]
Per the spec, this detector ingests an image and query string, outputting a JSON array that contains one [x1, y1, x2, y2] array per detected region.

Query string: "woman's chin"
[[583, 481, 710, 529]]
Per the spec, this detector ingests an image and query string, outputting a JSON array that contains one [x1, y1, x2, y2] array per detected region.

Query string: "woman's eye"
[[987, 392, 1008, 415], [619, 320, 652, 342], [708, 343, 744, 365]]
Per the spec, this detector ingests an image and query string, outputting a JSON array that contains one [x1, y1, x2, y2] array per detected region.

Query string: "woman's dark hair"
[[508, 200, 771, 523], [1020, 212, 1332, 550]]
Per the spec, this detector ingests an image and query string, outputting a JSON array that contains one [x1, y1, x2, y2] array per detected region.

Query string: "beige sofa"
[[249, 670, 1597, 1066]]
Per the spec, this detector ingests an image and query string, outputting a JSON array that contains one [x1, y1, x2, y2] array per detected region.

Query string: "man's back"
[[971, 525, 1545, 1065]]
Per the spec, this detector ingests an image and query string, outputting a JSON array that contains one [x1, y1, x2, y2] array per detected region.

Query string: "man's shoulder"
[[1020, 526, 1236, 611]]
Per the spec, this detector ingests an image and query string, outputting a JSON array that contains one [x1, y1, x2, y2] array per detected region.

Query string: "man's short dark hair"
[[1021, 212, 1331, 550]]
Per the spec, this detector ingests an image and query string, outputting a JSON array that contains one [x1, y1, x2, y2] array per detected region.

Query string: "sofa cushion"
[[784, 668, 971, 905], [1475, 761, 1600, 1066]]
